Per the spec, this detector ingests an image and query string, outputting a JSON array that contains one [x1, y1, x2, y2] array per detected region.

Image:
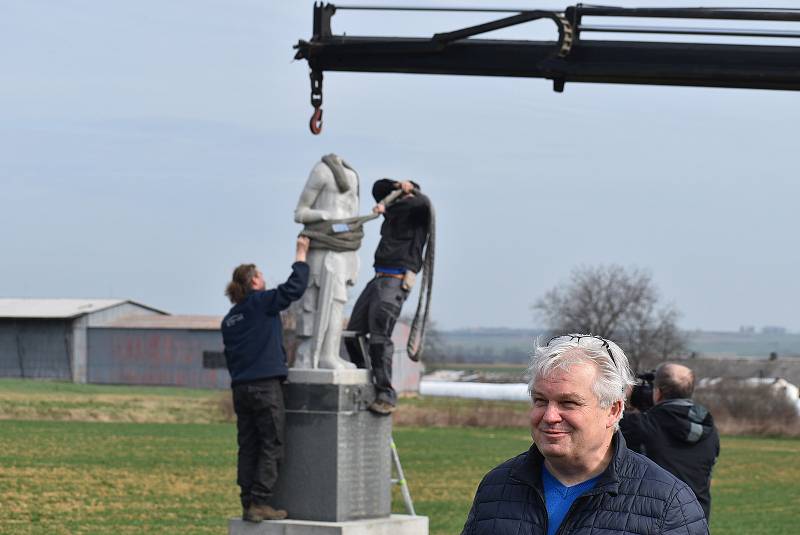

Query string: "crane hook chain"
[[309, 69, 323, 135]]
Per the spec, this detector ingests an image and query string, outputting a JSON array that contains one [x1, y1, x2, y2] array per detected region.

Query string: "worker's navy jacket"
[[221, 262, 309, 387], [372, 179, 431, 273], [461, 432, 708, 535]]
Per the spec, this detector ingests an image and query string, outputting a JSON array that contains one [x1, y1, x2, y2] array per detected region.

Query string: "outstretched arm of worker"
[[259, 237, 311, 313], [295, 236, 310, 262], [372, 180, 419, 213]]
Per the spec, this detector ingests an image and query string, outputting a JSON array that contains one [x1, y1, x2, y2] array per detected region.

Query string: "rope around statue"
[[298, 158, 435, 364]]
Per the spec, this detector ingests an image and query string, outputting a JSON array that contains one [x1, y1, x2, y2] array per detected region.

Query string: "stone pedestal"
[[228, 370, 428, 534], [229, 514, 428, 535], [272, 369, 392, 522]]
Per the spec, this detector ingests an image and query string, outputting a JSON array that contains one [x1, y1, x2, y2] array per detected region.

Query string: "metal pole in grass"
[[391, 438, 416, 516]]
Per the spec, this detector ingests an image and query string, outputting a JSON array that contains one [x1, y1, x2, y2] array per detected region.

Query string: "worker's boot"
[[368, 399, 396, 415], [244, 504, 288, 522]]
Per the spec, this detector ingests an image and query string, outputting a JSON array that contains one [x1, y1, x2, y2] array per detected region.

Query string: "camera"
[[629, 370, 656, 411]]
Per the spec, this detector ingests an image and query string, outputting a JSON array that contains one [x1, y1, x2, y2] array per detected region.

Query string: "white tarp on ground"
[[419, 380, 530, 401], [698, 376, 800, 414], [420, 376, 800, 412]]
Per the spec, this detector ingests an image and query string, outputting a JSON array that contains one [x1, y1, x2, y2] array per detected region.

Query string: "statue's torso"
[[300, 161, 361, 280], [310, 164, 359, 219]]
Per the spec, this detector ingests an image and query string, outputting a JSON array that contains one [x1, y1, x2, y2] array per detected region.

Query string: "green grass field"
[[1, 379, 799, 534]]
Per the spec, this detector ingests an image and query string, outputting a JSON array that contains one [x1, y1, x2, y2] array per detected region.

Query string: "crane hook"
[[308, 69, 324, 135], [309, 107, 323, 135]]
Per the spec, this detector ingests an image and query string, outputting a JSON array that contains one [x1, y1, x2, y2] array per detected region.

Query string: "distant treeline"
[[428, 328, 545, 364], [431, 328, 800, 364]]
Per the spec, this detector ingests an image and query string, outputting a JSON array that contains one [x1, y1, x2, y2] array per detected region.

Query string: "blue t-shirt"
[[542, 465, 600, 535], [375, 265, 406, 275]]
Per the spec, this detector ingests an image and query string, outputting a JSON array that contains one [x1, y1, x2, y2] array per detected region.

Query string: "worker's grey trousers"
[[345, 276, 408, 406]]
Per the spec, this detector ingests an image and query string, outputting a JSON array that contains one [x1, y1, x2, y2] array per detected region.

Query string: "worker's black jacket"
[[620, 399, 720, 520], [221, 262, 309, 387], [371, 179, 430, 273], [461, 433, 708, 535]]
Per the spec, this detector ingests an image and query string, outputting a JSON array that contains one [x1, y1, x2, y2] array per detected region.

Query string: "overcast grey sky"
[[3, 1, 800, 331]]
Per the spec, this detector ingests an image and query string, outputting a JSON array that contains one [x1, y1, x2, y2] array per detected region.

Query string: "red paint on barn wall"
[[90, 329, 228, 389]]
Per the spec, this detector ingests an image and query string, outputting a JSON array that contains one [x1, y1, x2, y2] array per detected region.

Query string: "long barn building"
[[0, 298, 422, 392], [0, 299, 165, 382], [0, 299, 226, 387]]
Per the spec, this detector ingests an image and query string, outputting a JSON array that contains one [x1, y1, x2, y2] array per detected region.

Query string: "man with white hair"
[[461, 334, 709, 535]]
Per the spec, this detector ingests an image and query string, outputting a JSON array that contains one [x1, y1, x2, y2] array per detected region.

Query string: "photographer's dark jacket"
[[620, 399, 719, 520], [371, 179, 431, 273], [221, 262, 309, 387], [461, 433, 708, 535]]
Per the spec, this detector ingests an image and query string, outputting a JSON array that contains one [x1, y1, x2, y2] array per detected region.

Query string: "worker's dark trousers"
[[232, 379, 285, 508], [345, 276, 408, 406]]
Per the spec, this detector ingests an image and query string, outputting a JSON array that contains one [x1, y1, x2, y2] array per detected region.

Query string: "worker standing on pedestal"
[[345, 179, 432, 415]]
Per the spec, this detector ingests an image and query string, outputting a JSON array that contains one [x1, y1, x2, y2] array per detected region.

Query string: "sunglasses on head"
[[547, 334, 617, 366]]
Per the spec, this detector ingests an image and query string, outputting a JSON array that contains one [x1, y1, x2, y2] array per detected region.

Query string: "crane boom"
[[294, 3, 800, 132]]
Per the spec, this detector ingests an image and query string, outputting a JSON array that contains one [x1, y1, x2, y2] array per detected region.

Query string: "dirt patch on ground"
[[394, 402, 530, 428], [0, 391, 231, 424]]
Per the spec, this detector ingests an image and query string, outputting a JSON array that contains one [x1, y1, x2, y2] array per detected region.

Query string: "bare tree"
[[533, 265, 687, 370]]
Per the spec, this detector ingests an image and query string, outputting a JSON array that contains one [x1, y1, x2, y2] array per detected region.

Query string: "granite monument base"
[[271, 369, 391, 522], [228, 514, 428, 535]]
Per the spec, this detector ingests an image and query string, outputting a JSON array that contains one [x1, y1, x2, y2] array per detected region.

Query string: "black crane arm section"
[[293, 3, 800, 133]]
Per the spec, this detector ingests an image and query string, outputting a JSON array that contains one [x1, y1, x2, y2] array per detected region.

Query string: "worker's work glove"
[[402, 271, 416, 292]]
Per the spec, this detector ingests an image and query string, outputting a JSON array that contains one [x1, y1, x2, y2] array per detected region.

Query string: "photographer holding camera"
[[620, 363, 720, 521]]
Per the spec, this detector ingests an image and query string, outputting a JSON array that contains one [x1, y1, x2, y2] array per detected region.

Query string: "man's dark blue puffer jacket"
[[221, 262, 309, 387], [461, 432, 708, 535]]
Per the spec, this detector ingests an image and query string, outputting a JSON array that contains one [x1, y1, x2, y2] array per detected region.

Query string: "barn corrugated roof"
[[0, 298, 167, 319], [102, 314, 223, 330]]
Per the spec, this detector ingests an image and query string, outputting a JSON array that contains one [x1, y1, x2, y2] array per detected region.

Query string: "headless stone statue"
[[291, 154, 360, 370]]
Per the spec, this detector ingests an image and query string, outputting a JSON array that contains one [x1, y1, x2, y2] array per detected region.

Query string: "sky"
[[2, 1, 800, 331]]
